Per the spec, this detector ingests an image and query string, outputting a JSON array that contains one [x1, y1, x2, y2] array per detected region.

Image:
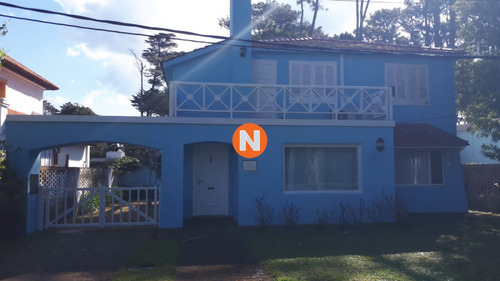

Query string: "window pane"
[[430, 151, 443, 184], [284, 146, 358, 191], [395, 150, 429, 184]]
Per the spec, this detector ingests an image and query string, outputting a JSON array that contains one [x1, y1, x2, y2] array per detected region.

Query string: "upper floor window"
[[290, 61, 337, 86], [386, 63, 429, 105], [289, 61, 337, 104]]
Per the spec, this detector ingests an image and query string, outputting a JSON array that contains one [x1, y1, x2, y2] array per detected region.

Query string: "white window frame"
[[283, 144, 362, 193], [385, 63, 429, 106], [395, 149, 444, 186], [289, 61, 337, 104]]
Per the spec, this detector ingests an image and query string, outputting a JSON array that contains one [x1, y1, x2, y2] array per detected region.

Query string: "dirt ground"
[[0, 218, 271, 281]]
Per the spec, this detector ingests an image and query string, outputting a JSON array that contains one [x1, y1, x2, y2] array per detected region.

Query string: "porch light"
[[240, 47, 247, 57], [376, 137, 385, 152]]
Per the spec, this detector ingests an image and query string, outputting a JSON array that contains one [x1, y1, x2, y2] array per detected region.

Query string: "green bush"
[[0, 149, 26, 238]]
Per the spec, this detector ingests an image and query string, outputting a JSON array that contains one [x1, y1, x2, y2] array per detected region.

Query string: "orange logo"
[[232, 123, 268, 159]]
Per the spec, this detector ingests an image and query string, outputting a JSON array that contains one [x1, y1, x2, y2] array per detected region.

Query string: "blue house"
[[161, 0, 468, 220], [8, 0, 469, 233]]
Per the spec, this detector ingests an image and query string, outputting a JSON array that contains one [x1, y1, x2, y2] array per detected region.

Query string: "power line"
[[1, 1, 500, 60], [0, 13, 222, 46], [0, 1, 232, 42]]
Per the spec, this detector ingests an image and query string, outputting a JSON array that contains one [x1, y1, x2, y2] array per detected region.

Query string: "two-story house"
[[7, 0, 469, 233], [0, 55, 59, 138], [161, 0, 468, 223]]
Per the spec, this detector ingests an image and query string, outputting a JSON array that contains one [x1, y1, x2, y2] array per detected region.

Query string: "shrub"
[[316, 207, 336, 228], [279, 201, 301, 227], [0, 147, 27, 238], [252, 195, 274, 227]]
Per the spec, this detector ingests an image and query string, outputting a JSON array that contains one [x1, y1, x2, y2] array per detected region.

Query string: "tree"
[[297, 0, 311, 36], [363, 8, 410, 44], [355, 0, 371, 40], [59, 102, 97, 115], [43, 100, 59, 115], [219, 1, 326, 39], [130, 33, 181, 117], [0, 22, 7, 65], [455, 0, 500, 160], [308, 0, 325, 36]]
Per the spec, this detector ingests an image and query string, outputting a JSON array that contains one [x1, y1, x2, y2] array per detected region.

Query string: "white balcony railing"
[[169, 82, 393, 121]]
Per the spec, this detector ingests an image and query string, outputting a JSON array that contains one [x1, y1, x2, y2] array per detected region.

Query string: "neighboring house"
[[457, 123, 500, 164], [0, 55, 58, 138], [41, 145, 91, 168], [162, 0, 469, 220], [0, 56, 90, 168]]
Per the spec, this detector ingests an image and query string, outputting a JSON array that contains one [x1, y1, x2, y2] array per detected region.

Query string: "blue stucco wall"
[[397, 150, 468, 213], [166, 48, 458, 133], [6, 117, 398, 230]]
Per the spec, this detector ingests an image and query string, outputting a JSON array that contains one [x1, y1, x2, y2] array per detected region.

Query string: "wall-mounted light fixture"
[[376, 137, 385, 152], [240, 47, 247, 57]]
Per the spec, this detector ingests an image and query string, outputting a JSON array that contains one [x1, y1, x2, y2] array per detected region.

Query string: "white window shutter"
[[325, 64, 336, 86], [315, 65, 325, 86], [418, 66, 429, 99], [407, 66, 419, 99], [396, 65, 406, 99], [386, 64, 396, 97], [290, 63, 301, 86], [302, 64, 312, 85]]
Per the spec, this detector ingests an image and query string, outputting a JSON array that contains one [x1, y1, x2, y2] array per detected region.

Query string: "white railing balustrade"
[[169, 82, 393, 121]]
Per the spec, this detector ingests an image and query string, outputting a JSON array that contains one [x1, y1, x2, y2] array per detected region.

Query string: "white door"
[[252, 59, 277, 118], [193, 143, 229, 216]]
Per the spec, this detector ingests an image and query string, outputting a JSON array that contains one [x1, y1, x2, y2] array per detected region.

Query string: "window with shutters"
[[289, 61, 337, 104], [385, 64, 429, 105]]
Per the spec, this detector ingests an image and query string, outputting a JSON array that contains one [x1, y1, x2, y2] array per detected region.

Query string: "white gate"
[[39, 186, 159, 230]]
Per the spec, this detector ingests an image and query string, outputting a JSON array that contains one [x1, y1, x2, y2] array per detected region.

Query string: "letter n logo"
[[232, 123, 268, 158]]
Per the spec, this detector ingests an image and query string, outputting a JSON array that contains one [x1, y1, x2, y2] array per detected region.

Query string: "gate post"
[[99, 186, 105, 227], [38, 185, 44, 231]]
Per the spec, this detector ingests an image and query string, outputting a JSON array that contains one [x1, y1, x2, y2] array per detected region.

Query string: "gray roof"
[[394, 123, 469, 148]]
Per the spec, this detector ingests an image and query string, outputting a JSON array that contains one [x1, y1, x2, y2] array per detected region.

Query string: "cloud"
[[80, 86, 138, 116], [54, 0, 109, 14], [46, 95, 69, 107], [66, 46, 80, 57], [82, 89, 104, 109]]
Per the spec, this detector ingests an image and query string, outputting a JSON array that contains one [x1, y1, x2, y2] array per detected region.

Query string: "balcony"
[[169, 82, 393, 121]]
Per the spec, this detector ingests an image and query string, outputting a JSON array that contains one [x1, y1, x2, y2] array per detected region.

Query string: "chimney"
[[230, 0, 252, 41]]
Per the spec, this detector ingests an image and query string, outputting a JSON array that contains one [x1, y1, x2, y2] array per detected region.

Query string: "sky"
[[0, 0, 404, 116]]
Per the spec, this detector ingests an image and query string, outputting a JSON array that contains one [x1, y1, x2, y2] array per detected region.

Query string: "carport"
[[6, 115, 238, 233]]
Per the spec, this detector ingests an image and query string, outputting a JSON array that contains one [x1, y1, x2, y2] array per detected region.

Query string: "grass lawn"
[[247, 211, 500, 281], [113, 239, 180, 281]]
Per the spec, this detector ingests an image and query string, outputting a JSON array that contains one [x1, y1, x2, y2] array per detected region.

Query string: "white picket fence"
[[39, 186, 159, 230]]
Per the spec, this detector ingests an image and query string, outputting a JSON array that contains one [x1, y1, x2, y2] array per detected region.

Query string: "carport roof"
[[394, 123, 469, 148]]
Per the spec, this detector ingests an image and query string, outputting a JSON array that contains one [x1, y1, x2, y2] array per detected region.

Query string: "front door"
[[193, 143, 229, 216]]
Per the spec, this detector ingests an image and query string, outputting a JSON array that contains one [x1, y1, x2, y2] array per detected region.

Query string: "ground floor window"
[[395, 149, 443, 185], [284, 145, 360, 191]]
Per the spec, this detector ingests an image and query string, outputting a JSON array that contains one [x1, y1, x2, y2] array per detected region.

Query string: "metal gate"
[[39, 186, 159, 229]]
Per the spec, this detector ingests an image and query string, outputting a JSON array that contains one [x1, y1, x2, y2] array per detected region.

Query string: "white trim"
[[6, 115, 396, 127], [282, 144, 362, 193]]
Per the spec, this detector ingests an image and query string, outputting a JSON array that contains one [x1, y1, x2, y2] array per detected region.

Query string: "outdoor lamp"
[[240, 47, 247, 57], [376, 137, 385, 152]]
